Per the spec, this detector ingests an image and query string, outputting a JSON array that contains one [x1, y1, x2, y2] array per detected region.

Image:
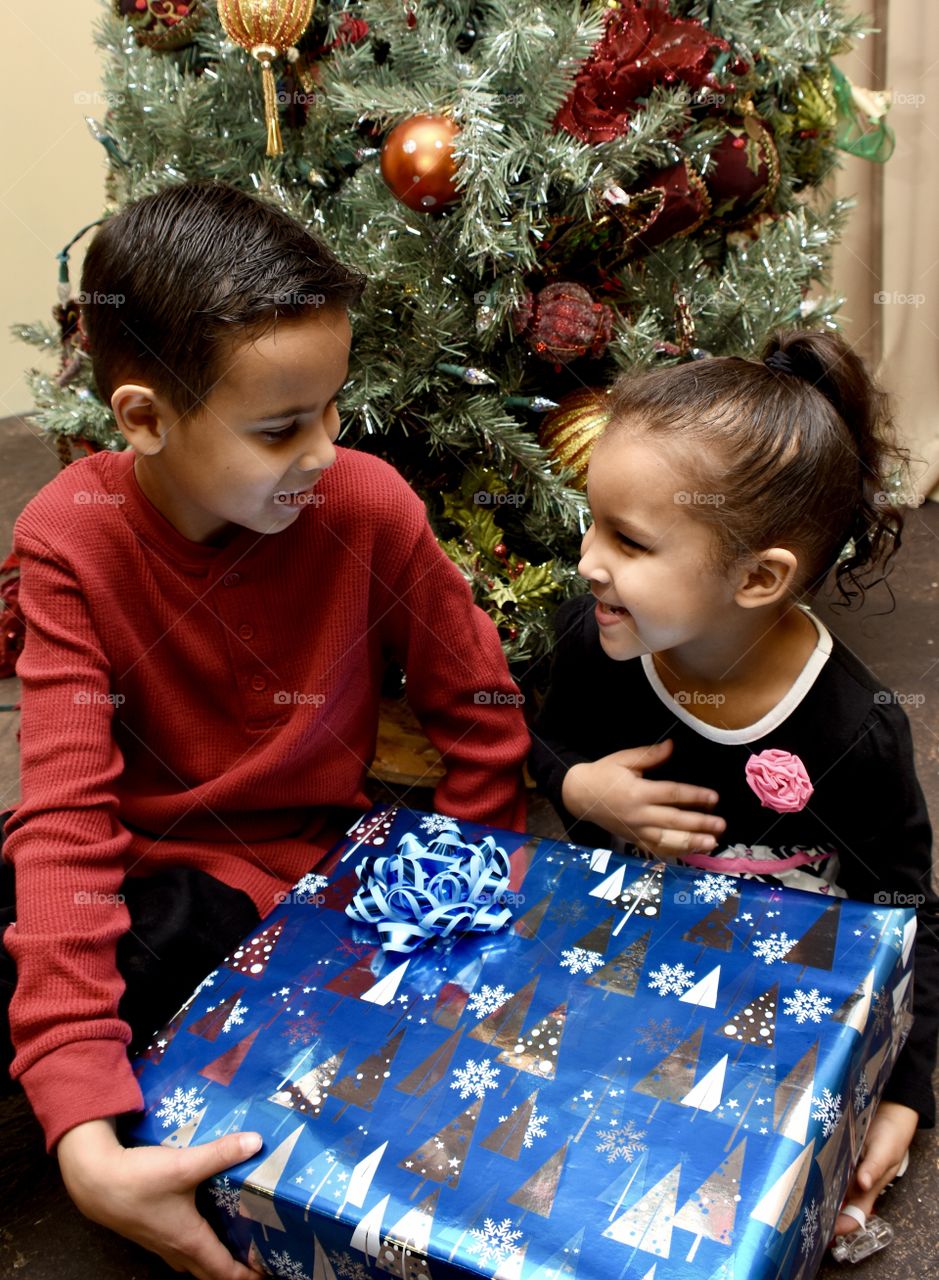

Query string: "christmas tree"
[[14, 0, 881, 665]]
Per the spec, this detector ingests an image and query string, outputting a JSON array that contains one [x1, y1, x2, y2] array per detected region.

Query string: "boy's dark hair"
[[602, 329, 907, 608], [80, 181, 366, 419]]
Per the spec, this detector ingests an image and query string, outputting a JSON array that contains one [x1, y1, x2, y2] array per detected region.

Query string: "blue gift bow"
[[345, 829, 513, 953]]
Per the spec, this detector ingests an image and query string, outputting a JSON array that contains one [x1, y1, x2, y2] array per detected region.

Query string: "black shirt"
[[530, 594, 939, 1124]]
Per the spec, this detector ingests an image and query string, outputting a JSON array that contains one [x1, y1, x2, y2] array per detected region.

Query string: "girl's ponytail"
[[760, 330, 907, 606]]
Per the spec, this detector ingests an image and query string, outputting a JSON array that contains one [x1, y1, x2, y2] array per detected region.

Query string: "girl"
[[529, 329, 938, 1244]]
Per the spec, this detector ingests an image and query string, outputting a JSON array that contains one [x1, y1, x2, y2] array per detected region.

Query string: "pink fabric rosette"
[[745, 749, 813, 814]]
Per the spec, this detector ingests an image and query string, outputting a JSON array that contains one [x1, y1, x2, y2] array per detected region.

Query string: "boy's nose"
[[578, 554, 611, 584]]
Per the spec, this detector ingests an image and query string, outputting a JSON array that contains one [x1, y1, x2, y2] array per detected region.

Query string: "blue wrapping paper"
[[128, 807, 915, 1280]]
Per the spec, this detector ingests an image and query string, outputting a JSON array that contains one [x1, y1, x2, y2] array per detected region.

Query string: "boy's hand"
[[561, 739, 725, 858], [57, 1117, 265, 1279], [832, 1100, 918, 1239]]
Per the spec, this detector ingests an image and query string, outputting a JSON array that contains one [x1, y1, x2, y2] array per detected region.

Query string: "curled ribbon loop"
[[345, 827, 514, 953]]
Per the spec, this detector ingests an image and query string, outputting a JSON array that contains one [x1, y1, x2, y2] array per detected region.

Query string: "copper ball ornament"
[[380, 114, 462, 212], [539, 388, 612, 489]]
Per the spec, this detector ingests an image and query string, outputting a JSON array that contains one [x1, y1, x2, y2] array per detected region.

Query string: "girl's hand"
[[57, 1117, 265, 1279], [832, 1100, 918, 1239], [562, 739, 725, 858]]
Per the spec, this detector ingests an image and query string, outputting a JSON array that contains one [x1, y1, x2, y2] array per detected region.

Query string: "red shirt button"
[[222, 572, 240, 587], [250, 675, 267, 692], [238, 624, 254, 640]]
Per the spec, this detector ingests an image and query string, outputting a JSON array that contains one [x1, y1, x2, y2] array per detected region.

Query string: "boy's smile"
[[128, 306, 352, 544]]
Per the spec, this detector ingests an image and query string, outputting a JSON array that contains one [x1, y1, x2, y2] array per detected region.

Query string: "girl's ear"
[[734, 547, 800, 609], [111, 384, 170, 456]]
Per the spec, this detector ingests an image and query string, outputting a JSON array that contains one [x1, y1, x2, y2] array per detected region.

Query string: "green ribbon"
[[831, 63, 895, 163]]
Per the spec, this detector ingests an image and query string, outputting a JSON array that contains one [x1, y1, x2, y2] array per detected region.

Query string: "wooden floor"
[[1, 413, 937, 1278]]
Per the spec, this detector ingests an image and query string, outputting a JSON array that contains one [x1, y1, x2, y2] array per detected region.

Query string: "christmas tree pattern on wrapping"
[[400, 1098, 483, 1190], [238, 1123, 305, 1237], [507, 1141, 568, 1217], [722, 984, 778, 1048], [573, 912, 616, 956], [684, 896, 739, 952], [495, 1003, 567, 1080], [481, 1090, 541, 1160], [227, 919, 286, 979], [396, 1029, 464, 1099], [634, 1027, 705, 1106], [673, 1140, 746, 1262], [330, 1028, 407, 1113], [774, 1043, 818, 1144], [585, 930, 650, 997], [188, 990, 246, 1041], [324, 947, 383, 998], [269, 1047, 347, 1116], [469, 978, 538, 1048], [781, 902, 841, 971], [376, 1189, 439, 1280], [604, 1161, 682, 1256], [199, 1028, 260, 1086]]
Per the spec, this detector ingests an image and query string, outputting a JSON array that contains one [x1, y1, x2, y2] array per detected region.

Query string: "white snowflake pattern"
[[329, 1253, 372, 1280], [468, 1217, 524, 1266], [155, 1085, 205, 1129], [208, 1175, 241, 1217], [812, 1087, 843, 1137], [854, 1068, 871, 1115], [782, 987, 832, 1024], [497, 1103, 548, 1148], [223, 997, 248, 1033], [752, 932, 796, 964], [191, 969, 218, 998], [269, 1249, 309, 1280], [595, 1118, 648, 1164], [293, 871, 328, 899], [560, 947, 604, 976], [647, 962, 696, 996], [468, 983, 514, 1019], [692, 873, 738, 905], [451, 1058, 501, 1100], [800, 1199, 819, 1254], [419, 813, 460, 836]]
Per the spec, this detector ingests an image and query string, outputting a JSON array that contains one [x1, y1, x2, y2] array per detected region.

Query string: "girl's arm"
[[530, 597, 725, 856]]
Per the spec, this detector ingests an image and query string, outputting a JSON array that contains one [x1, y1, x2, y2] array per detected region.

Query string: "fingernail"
[[241, 1132, 263, 1157]]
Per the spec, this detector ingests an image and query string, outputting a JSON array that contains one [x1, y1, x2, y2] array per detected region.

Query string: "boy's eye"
[[260, 421, 297, 442], [616, 530, 648, 552]]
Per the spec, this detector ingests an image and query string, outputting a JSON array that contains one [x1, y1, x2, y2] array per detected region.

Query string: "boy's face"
[[131, 306, 352, 544]]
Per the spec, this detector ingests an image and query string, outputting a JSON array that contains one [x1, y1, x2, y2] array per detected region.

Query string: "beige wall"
[[0, 0, 107, 416]]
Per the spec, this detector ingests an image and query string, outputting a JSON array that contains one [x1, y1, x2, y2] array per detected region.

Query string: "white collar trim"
[[639, 609, 833, 745]]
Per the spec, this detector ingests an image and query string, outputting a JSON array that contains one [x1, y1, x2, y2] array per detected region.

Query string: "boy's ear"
[[734, 547, 800, 609], [111, 384, 171, 455]]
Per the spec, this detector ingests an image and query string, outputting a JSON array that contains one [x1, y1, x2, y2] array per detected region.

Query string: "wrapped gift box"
[[128, 807, 915, 1280]]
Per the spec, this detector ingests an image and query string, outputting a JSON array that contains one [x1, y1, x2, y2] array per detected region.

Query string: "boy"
[[0, 181, 529, 1279]]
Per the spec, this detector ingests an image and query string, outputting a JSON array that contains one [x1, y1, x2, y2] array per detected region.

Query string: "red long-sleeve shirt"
[[4, 445, 528, 1149]]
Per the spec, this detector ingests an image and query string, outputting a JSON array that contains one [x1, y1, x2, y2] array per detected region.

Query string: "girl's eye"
[[616, 531, 647, 552]]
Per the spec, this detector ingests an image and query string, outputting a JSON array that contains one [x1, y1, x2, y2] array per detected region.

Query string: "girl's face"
[[579, 430, 739, 663]]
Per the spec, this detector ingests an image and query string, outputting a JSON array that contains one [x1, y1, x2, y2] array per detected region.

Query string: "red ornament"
[[380, 114, 461, 212], [703, 116, 780, 223], [513, 283, 614, 365], [634, 160, 711, 249], [554, 0, 729, 144]]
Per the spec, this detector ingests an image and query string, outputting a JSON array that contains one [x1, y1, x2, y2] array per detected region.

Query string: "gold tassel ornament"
[[216, 0, 316, 157]]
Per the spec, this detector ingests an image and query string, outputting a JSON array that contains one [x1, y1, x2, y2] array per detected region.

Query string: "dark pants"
[[0, 811, 261, 1093]]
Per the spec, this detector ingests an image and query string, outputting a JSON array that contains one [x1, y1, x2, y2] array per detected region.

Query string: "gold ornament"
[[217, 0, 316, 156], [380, 114, 461, 212], [538, 388, 611, 490]]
